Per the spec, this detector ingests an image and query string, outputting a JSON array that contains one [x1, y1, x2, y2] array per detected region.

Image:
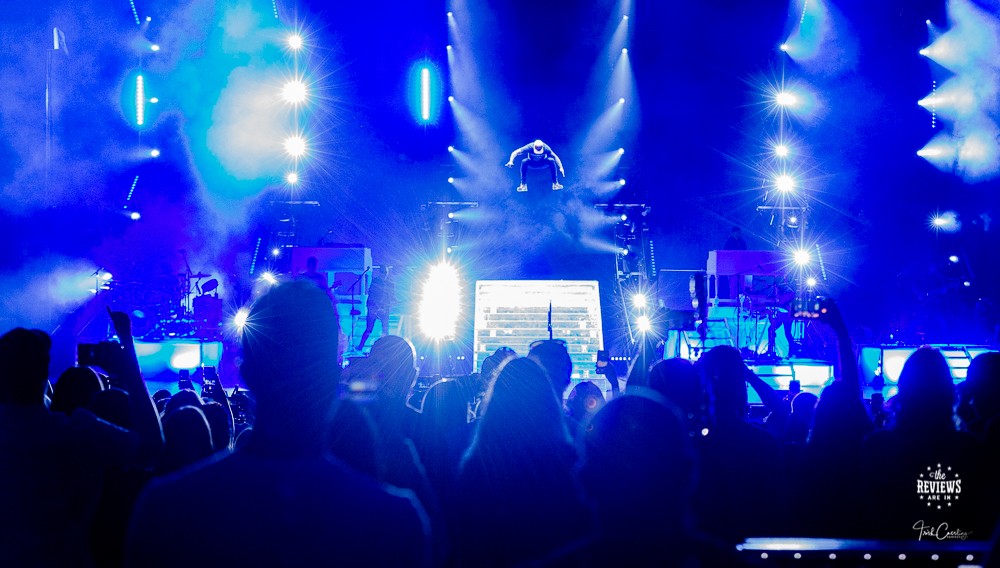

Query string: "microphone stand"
[[180, 250, 195, 315], [547, 300, 553, 340]]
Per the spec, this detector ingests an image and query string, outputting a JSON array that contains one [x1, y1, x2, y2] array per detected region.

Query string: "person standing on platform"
[[358, 265, 396, 352], [505, 139, 565, 192], [720, 227, 748, 300], [298, 257, 335, 300]]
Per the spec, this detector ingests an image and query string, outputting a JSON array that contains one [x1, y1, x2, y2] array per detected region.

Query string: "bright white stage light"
[[260, 272, 278, 285], [793, 249, 811, 266], [618, 97, 626, 104], [446, 45, 452, 50], [149, 97, 159, 104], [930, 210, 960, 233], [447, 11, 453, 18], [446, 246, 454, 254], [779, 43, 789, 52], [631, 293, 647, 309], [619, 178, 626, 186], [130, 211, 141, 221], [618, 147, 625, 155], [448, 145, 455, 153], [919, 48, 929, 56], [283, 135, 306, 157], [636, 315, 651, 333], [100, 271, 114, 281], [447, 212, 455, 219], [286, 172, 299, 184], [271, 248, 281, 257], [620, 247, 629, 256], [622, 48, 628, 54], [623, 15, 629, 20], [806, 277, 818, 287], [620, 214, 628, 221], [234, 307, 250, 330], [775, 91, 798, 107], [287, 34, 303, 50], [774, 144, 790, 157], [282, 79, 307, 104], [926, 19, 932, 25], [447, 177, 454, 184], [150, 149, 160, 158], [948, 255, 960, 263], [775, 174, 795, 192], [448, 95, 455, 102], [418, 262, 461, 340], [150, 44, 160, 52]]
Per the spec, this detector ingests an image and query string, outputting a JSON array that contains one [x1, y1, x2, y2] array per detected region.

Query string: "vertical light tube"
[[421, 67, 431, 121], [136, 75, 145, 126]]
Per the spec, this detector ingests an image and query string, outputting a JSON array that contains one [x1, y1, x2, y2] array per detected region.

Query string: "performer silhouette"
[[505, 139, 565, 192], [358, 265, 395, 352]]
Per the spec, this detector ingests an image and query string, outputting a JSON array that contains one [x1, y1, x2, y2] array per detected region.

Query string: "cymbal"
[[185, 272, 212, 279]]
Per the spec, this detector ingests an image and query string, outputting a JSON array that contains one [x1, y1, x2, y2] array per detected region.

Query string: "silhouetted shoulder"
[[127, 452, 429, 568]]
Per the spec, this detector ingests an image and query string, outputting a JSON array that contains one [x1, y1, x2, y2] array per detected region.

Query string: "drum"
[[193, 295, 223, 324]]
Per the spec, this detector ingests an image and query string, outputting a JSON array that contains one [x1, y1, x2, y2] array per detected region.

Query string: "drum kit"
[[735, 278, 795, 361], [115, 269, 224, 341]]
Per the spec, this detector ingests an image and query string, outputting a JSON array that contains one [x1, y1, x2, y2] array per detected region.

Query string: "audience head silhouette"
[[473, 357, 570, 455], [698, 345, 748, 425], [528, 339, 573, 397], [239, 280, 341, 449], [895, 346, 955, 432], [0, 328, 52, 405], [368, 335, 417, 403], [50, 366, 105, 415]]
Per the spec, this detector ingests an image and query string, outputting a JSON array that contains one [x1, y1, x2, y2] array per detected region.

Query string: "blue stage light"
[[408, 61, 444, 124], [135, 75, 145, 126], [420, 68, 431, 121]]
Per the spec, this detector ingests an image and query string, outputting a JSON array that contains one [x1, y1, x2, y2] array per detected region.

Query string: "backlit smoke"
[[919, 0, 1000, 181]]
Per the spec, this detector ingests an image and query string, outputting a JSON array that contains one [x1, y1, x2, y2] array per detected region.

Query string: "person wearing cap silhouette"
[[505, 139, 565, 192]]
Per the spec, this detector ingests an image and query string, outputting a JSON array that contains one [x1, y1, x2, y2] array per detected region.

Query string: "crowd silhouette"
[[2, 280, 999, 566]]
